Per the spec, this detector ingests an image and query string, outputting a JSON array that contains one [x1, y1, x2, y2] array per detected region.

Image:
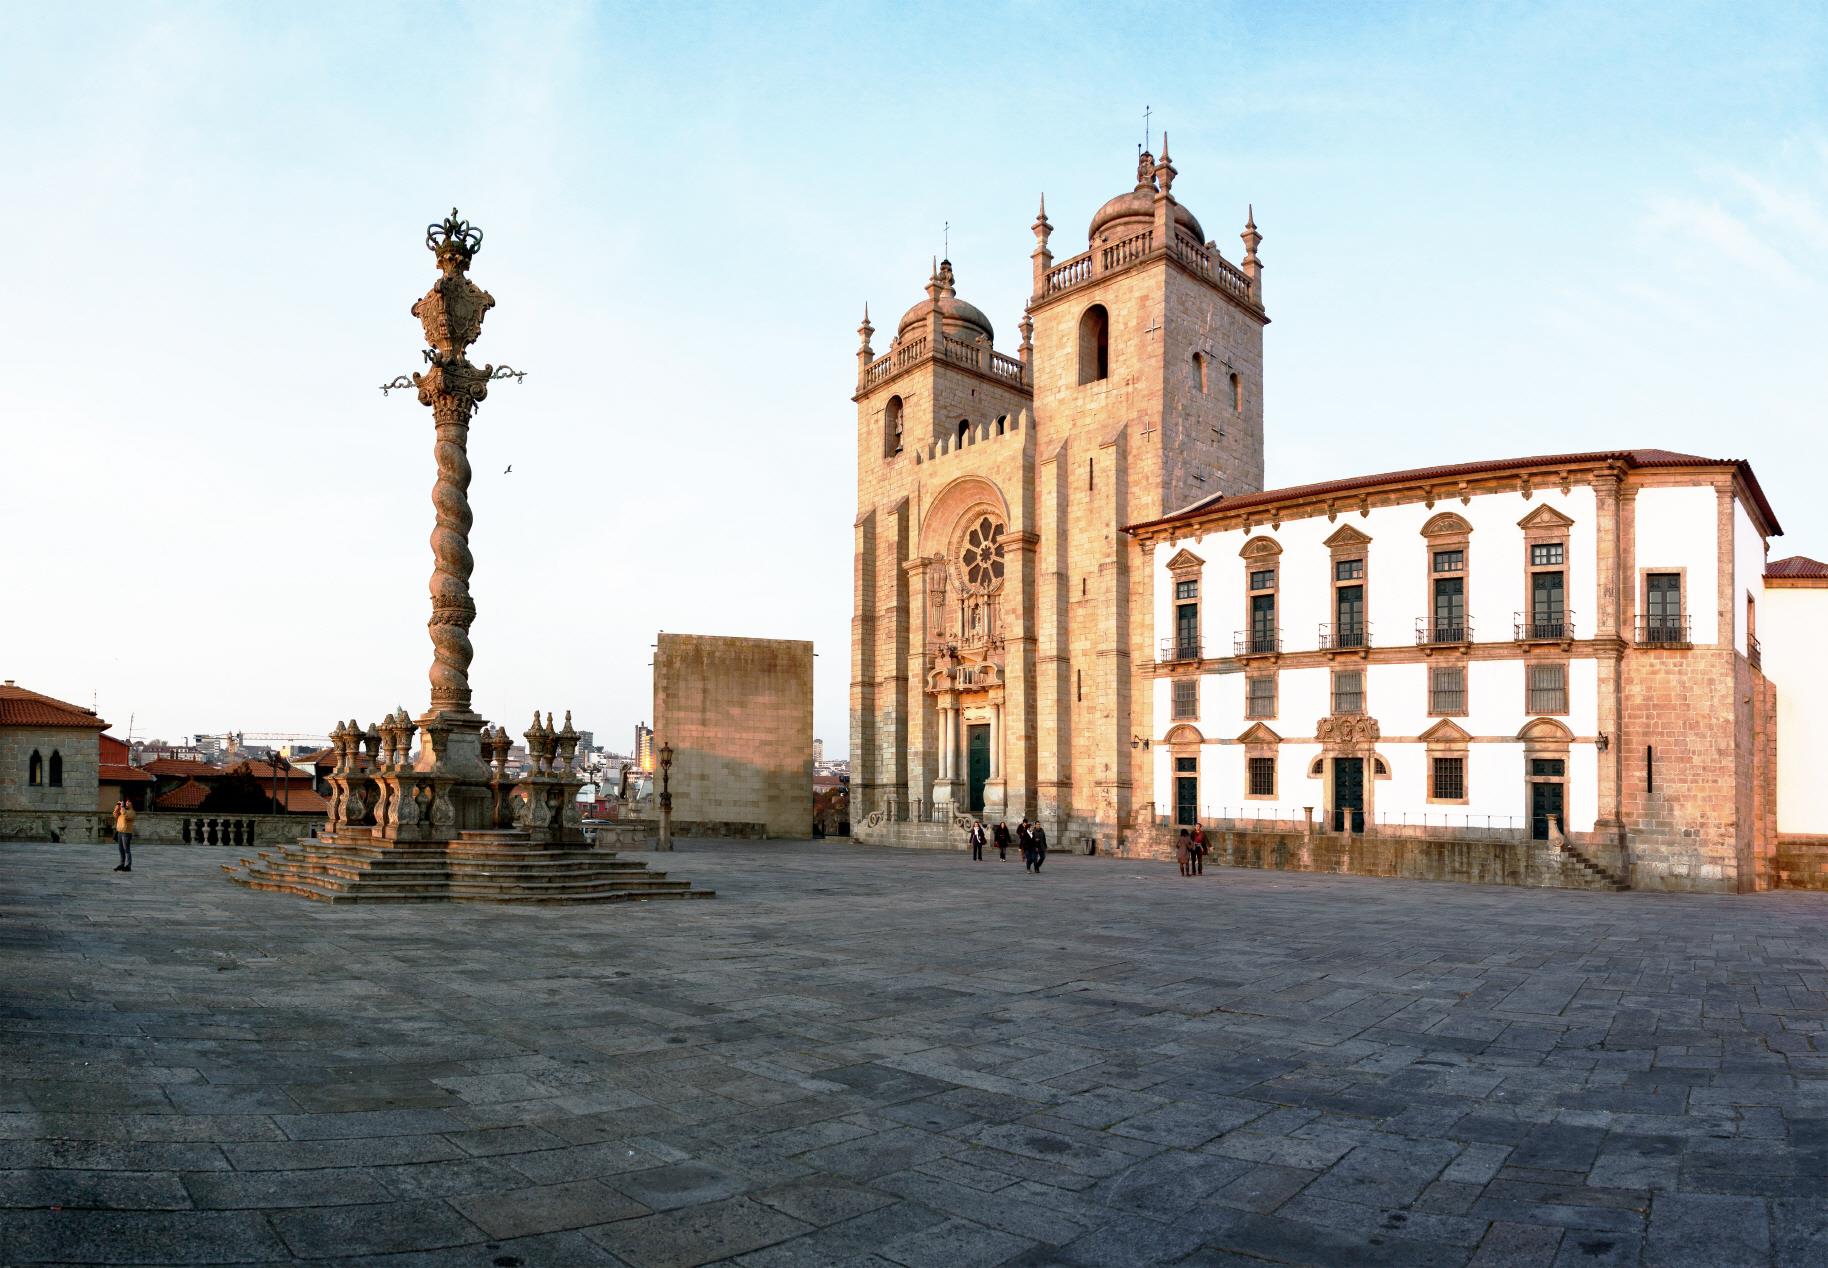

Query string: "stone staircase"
[[224, 834, 713, 905], [1555, 841, 1629, 891]]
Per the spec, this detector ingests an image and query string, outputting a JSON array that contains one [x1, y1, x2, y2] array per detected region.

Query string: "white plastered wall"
[[1760, 583, 1828, 835], [1633, 485, 1719, 644]]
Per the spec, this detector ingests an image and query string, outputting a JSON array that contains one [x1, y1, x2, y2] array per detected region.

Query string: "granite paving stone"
[[1, 838, 1826, 1265]]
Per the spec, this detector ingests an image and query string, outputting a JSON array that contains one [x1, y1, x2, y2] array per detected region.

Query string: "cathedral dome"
[[897, 259, 994, 343], [1088, 186, 1203, 245]]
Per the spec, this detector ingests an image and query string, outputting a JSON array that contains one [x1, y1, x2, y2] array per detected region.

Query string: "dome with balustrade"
[[1088, 185, 1204, 246], [897, 259, 995, 344]]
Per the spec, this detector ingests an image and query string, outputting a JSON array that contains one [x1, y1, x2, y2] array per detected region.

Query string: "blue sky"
[[2, 2, 1824, 755]]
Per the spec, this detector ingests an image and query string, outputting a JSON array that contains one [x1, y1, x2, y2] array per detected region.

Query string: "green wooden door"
[[966, 724, 991, 814]]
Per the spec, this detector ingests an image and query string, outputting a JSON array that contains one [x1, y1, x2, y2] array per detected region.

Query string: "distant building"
[[634, 722, 655, 773], [0, 680, 109, 840], [813, 738, 824, 765]]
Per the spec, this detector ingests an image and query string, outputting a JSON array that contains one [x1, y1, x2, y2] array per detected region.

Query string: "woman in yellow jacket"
[[112, 800, 135, 872]]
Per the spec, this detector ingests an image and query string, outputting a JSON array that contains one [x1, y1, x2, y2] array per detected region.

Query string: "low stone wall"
[[1123, 822, 1591, 889], [0, 809, 324, 847], [1775, 836, 1828, 890]]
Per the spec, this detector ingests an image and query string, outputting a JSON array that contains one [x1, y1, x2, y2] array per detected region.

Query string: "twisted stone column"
[[427, 397, 478, 712]]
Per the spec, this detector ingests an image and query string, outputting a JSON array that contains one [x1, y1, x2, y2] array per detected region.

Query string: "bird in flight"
[[504, 464, 513, 474]]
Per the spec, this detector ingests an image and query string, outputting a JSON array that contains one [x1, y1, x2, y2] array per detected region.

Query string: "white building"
[[1132, 448, 1825, 893]]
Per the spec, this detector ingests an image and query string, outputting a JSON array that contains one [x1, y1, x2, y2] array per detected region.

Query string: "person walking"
[[1176, 829, 1192, 877], [993, 821, 1010, 861], [1189, 823, 1207, 876], [112, 800, 136, 872], [1031, 822, 1048, 873], [1017, 820, 1034, 872], [969, 820, 986, 861]]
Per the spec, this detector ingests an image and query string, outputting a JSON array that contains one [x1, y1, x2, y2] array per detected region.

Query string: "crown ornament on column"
[[426, 207, 484, 267]]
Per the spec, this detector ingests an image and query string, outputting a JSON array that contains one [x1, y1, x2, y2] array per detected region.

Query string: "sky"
[[1, 1, 1824, 757]]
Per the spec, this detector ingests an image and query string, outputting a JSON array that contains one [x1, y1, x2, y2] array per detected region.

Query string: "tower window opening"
[[28, 750, 42, 787], [1088, 457, 1095, 491], [1078, 304, 1109, 384], [49, 751, 62, 787], [1192, 352, 1208, 394], [1229, 371, 1242, 412], [995, 414, 1007, 436], [958, 419, 970, 444], [884, 394, 904, 457]]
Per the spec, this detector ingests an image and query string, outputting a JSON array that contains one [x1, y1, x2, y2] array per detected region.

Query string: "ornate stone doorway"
[[966, 724, 991, 814], [1332, 757, 1365, 833]]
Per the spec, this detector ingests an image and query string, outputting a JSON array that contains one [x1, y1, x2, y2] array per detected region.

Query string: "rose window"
[[961, 516, 1006, 588]]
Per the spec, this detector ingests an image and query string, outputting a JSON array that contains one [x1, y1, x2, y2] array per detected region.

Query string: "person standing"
[[993, 821, 1010, 861], [1031, 822, 1048, 873], [1017, 820, 1034, 872], [1176, 829, 1192, 876], [969, 820, 986, 861], [1189, 823, 1207, 876], [112, 800, 136, 872]]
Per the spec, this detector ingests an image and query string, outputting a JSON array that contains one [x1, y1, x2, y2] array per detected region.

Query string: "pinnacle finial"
[[1038, 192, 1047, 218], [1247, 203, 1257, 229], [1160, 131, 1171, 161]]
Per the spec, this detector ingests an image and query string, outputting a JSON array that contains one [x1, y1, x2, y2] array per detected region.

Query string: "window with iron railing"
[[1320, 620, 1372, 650], [1431, 756, 1466, 801], [1171, 678, 1197, 720], [1248, 756, 1275, 798], [1526, 662, 1568, 715], [1640, 573, 1685, 644], [1245, 673, 1276, 719], [1429, 665, 1467, 716], [1332, 669, 1365, 715]]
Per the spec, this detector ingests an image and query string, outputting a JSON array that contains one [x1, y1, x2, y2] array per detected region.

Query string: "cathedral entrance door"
[[966, 725, 990, 814], [1332, 757, 1365, 833]]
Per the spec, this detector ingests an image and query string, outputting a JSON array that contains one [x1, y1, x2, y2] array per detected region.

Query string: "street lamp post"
[[656, 741, 674, 852]]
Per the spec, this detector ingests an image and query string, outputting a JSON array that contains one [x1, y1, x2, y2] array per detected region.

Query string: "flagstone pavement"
[[1, 838, 1825, 1267]]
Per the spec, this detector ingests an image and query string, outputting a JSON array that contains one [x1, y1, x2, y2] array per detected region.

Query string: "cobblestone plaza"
[[2, 842, 1824, 1266]]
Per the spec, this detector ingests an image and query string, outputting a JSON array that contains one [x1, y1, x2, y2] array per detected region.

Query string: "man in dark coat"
[[993, 821, 1010, 860], [1016, 820, 1034, 871], [1031, 822, 1048, 872]]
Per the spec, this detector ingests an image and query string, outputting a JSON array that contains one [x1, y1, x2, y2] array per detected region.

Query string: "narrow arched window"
[[1192, 352, 1207, 394], [884, 395, 904, 457], [48, 751, 63, 787], [995, 414, 1007, 436], [1229, 371, 1242, 412], [958, 419, 970, 443], [28, 751, 42, 786], [1078, 304, 1109, 384]]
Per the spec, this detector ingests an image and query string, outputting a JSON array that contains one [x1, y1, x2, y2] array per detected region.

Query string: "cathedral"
[[851, 140, 1266, 852]]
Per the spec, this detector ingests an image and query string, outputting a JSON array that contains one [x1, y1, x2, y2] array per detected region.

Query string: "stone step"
[[238, 862, 692, 895], [231, 873, 712, 905], [262, 850, 660, 878]]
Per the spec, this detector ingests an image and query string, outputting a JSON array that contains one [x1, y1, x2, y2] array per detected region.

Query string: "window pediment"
[[1421, 512, 1472, 537], [1322, 524, 1373, 549], [1237, 722, 1281, 746], [1518, 717, 1574, 744], [1165, 548, 1205, 574], [1517, 504, 1574, 532], [1420, 719, 1472, 746], [1239, 535, 1283, 559], [1163, 723, 1204, 746]]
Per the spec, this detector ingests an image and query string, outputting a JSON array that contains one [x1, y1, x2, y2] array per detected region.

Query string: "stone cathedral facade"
[[851, 143, 1268, 851]]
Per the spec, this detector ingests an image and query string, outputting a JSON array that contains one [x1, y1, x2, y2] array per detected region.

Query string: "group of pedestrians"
[[1175, 823, 1210, 877], [966, 818, 1049, 872]]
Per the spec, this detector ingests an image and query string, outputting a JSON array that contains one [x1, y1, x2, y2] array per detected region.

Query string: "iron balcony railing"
[[1749, 633, 1762, 670], [1515, 611, 1574, 641], [1159, 637, 1207, 663], [1318, 621, 1371, 650], [1635, 615, 1690, 646], [1416, 617, 1473, 645], [1234, 629, 1282, 657]]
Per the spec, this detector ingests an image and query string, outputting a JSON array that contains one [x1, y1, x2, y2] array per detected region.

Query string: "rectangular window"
[[1645, 572, 1683, 643], [1245, 674, 1276, 719], [1248, 592, 1276, 654], [1175, 578, 1198, 600], [1527, 662, 1568, 714], [1175, 756, 1197, 772], [1248, 756, 1276, 798], [1432, 576, 1465, 640], [1332, 669, 1365, 715], [1171, 678, 1197, 720], [1531, 543, 1564, 566], [1530, 571, 1566, 636], [1429, 665, 1467, 716], [1432, 549, 1464, 573], [1175, 602, 1200, 657], [1335, 559, 1364, 580], [1531, 758, 1565, 778], [1431, 756, 1465, 801], [1248, 568, 1276, 591]]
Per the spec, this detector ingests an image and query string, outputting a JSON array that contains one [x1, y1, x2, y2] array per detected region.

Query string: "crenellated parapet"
[[913, 407, 1029, 465]]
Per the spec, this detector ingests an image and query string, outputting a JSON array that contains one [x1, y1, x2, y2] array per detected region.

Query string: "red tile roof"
[[0, 683, 109, 731], [142, 758, 223, 778], [229, 760, 314, 783], [99, 764, 155, 784], [1767, 556, 1828, 579], [272, 787, 328, 814], [154, 779, 211, 810], [1131, 449, 1782, 538]]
